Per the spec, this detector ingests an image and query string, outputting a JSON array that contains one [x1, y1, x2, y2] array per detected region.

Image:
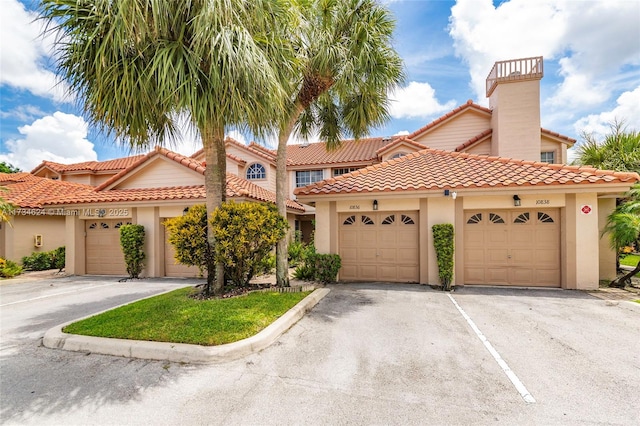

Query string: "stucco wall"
[[116, 158, 203, 189], [6, 215, 66, 262], [412, 110, 491, 151]]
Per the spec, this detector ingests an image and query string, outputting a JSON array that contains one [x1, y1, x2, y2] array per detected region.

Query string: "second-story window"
[[389, 152, 407, 160], [246, 163, 266, 180], [296, 170, 324, 187], [332, 167, 360, 177], [540, 151, 555, 164]]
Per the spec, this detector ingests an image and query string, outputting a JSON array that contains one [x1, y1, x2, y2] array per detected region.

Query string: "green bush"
[[211, 202, 287, 288], [22, 251, 53, 271], [256, 253, 276, 276], [293, 244, 341, 283], [0, 258, 22, 278], [164, 205, 210, 275], [432, 223, 454, 290], [119, 224, 145, 279], [20, 246, 66, 271], [288, 231, 305, 266]]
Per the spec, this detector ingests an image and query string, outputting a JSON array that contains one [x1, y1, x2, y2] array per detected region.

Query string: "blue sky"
[[1, 0, 639, 171]]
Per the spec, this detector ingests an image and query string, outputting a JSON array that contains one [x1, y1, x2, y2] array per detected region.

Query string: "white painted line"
[[0, 284, 115, 307], [448, 293, 536, 404]]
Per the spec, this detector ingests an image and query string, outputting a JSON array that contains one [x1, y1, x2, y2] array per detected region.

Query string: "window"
[[332, 167, 360, 177], [401, 214, 415, 225], [343, 215, 356, 225], [382, 215, 395, 225], [361, 215, 374, 225], [295, 170, 324, 187], [540, 151, 555, 164], [246, 163, 266, 180], [389, 152, 407, 160]]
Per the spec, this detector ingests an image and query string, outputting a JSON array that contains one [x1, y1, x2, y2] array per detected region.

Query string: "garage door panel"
[[464, 209, 560, 287], [486, 268, 508, 284], [339, 212, 418, 283], [86, 220, 127, 275], [464, 267, 485, 283], [510, 268, 534, 285]]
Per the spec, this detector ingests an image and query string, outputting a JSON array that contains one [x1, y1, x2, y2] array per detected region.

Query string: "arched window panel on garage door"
[[343, 215, 356, 225], [489, 213, 505, 224], [401, 214, 415, 225], [361, 215, 375, 225], [514, 212, 530, 224], [467, 213, 482, 224], [538, 212, 555, 223], [382, 215, 395, 225]]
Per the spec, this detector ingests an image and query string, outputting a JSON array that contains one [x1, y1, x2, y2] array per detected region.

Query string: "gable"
[[412, 109, 492, 151], [113, 157, 203, 189]]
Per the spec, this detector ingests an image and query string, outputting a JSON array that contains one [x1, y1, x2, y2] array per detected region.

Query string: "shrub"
[[288, 231, 305, 267], [256, 253, 276, 276], [22, 251, 53, 271], [293, 244, 341, 283], [210, 202, 287, 288], [432, 223, 454, 290], [0, 258, 22, 278], [50, 246, 65, 271], [119, 224, 145, 279], [164, 205, 210, 277]]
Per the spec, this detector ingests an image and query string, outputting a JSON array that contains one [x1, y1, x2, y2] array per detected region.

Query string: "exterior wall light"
[[451, 192, 457, 200], [373, 200, 378, 210], [513, 195, 521, 207], [444, 189, 450, 196]]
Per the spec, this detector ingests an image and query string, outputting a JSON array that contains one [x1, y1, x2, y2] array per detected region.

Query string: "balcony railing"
[[486, 56, 543, 97]]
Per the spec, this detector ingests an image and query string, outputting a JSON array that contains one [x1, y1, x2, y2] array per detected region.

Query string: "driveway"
[[1, 279, 639, 425]]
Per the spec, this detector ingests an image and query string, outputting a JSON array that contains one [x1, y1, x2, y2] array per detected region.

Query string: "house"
[[6, 56, 635, 288]]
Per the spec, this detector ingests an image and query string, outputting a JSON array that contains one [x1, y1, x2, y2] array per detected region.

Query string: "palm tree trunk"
[[610, 259, 640, 288], [202, 126, 227, 295], [275, 105, 305, 287]]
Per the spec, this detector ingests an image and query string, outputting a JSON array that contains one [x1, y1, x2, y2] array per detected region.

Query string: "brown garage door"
[[164, 224, 200, 278], [339, 212, 419, 282], [85, 219, 128, 275], [463, 209, 560, 287]]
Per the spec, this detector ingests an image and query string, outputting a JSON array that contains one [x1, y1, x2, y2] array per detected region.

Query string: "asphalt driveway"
[[1, 277, 639, 425]]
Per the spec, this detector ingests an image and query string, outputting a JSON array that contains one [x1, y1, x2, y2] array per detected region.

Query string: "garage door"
[[164, 225, 200, 278], [339, 212, 419, 282], [85, 219, 128, 275], [463, 209, 560, 287]]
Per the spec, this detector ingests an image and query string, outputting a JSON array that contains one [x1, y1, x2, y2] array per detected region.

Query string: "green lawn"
[[620, 254, 640, 267], [63, 287, 311, 346]]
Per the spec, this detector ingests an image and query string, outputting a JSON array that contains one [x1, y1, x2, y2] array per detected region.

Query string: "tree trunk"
[[610, 258, 640, 288], [202, 126, 227, 296], [275, 105, 305, 287]]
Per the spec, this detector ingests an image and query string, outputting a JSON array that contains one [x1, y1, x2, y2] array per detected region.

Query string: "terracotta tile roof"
[[541, 128, 577, 145], [248, 141, 277, 158], [96, 146, 206, 191], [30, 155, 146, 174], [294, 149, 640, 196], [44, 174, 305, 212], [286, 136, 401, 167], [226, 153, 247, 165], [0, 173, 93, 208], [408, 100, 492, 139], [455, 129, 493, 152], [226, 137, 277, 164], [375, 136, 428, 156]]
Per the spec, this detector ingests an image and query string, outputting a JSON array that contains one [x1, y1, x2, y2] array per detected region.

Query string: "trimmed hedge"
[[432, 224, 454, 291], [21, 246, 65, 271]]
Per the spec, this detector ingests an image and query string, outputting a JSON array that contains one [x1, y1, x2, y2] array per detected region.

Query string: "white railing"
[[486, 56, 543, 97]]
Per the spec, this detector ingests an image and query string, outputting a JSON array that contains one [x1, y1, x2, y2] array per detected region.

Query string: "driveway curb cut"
[[43, 288, 330, 364]]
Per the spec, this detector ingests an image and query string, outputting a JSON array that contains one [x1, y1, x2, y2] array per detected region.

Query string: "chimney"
[[486, 56, 543, 161]]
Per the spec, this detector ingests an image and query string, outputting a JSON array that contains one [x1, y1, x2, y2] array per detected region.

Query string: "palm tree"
[[273, 0, 405, 286], [39, 0, 297, 295], [603, 184, 640, 287], [575, 120, 640, 174]]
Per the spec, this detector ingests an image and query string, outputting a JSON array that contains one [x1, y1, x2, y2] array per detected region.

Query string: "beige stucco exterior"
[[1, 214, 66, 262], [304, 186, 624, 290]]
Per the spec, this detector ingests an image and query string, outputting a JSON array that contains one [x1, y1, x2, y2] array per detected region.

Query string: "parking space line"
[[0, 284, 115, 307], [447, 293, 536, 404]]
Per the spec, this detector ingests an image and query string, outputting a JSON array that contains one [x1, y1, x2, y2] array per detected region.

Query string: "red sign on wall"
[[581, 205, 592, 215]]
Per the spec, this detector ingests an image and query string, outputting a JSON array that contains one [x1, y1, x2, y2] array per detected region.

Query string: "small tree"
[[164, 205, 212, 286], [603, 183, 640, 287], [432, 224, 454, 291], [119, 224, 145, 279], [0, 162, 21, 174], [211, 202, 287, 288]]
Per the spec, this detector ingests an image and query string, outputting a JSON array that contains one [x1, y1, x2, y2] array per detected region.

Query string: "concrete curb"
[[43, 288, 330, 364]]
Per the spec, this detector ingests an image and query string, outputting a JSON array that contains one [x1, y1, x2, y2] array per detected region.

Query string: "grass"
[[634, 300, 640, 304], [63, 287, 312, 346], [620, 254, 640, 267]]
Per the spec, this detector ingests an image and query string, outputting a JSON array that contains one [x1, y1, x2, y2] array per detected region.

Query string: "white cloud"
[[0, 104, 47, 122], [573, 86, 640, 138], [394, 130, 410, 136], [0, 112, 97, 171], [0, 0, 68, 102], [448, 0, 640, 108], [389, 81, 457, 119]]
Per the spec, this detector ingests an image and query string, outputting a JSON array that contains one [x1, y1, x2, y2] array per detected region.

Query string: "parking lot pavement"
[[1, 281, 639, 425]]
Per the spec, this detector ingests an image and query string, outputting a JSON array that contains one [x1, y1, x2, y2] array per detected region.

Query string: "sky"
[[1, 0, 639, 172]]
